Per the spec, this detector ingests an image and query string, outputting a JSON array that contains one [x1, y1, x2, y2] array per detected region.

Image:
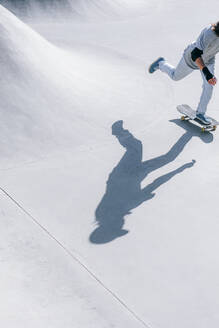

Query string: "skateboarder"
[[149, 22, 219, 124]]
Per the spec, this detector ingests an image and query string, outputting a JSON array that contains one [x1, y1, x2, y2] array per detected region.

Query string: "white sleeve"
[[196, 26, 214, 52]]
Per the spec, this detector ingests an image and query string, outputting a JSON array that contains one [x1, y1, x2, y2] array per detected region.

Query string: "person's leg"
[[159, 56, 193, 81], [196, 63, 215, 115]]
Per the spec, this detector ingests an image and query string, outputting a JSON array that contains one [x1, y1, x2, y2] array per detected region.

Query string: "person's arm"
[[196, 56, 217, 85], [195, 56, 205, 70], [191, 47, 217, 86]]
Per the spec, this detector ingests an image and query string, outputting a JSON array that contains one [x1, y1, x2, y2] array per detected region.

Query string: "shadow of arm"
[[141, 160, 196, 195], [142, 132, 192, 173]]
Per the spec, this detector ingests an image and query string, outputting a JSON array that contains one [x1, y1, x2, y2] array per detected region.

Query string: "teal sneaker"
[[196, 113, 212, 125], [148, 57, 165, 73]]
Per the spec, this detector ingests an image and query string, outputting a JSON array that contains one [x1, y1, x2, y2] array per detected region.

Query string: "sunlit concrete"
[[0, 1, 219, 327]]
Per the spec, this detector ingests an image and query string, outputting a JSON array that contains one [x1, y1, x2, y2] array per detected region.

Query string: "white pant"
[[159, 57, 215, 114]]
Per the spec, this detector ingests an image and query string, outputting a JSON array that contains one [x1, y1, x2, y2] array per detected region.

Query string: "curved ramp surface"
[[0, 1, 219, 328], [1, 0, 157, 20]]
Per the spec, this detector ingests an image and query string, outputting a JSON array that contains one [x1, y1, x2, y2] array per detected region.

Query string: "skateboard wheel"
[[181, 116, 186, 121], [201, 127, 205, 132], [213, 125, 217, 131]]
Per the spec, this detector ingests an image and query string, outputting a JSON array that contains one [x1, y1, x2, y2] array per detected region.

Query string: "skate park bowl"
[[0, 1, 219, 328]]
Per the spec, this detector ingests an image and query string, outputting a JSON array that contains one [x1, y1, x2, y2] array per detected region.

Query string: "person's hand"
[[208, 77, 217, 85]]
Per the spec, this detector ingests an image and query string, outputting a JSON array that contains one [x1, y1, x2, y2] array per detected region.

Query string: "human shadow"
[[89, 121, 196, 244]]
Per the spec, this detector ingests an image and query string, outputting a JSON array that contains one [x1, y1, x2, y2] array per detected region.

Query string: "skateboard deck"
[[177, 104, 219, 132]]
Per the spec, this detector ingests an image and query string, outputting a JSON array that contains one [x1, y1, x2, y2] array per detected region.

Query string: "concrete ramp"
[[0, 2, 219, 328], [1, 0, 156, 20]]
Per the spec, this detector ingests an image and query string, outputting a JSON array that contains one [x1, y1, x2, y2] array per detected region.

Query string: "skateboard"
[[177, 104, 219, 132]]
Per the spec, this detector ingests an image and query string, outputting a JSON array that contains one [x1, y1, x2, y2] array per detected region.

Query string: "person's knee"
[[202, 81, 213, 93], [172, 73, 182, 81]]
